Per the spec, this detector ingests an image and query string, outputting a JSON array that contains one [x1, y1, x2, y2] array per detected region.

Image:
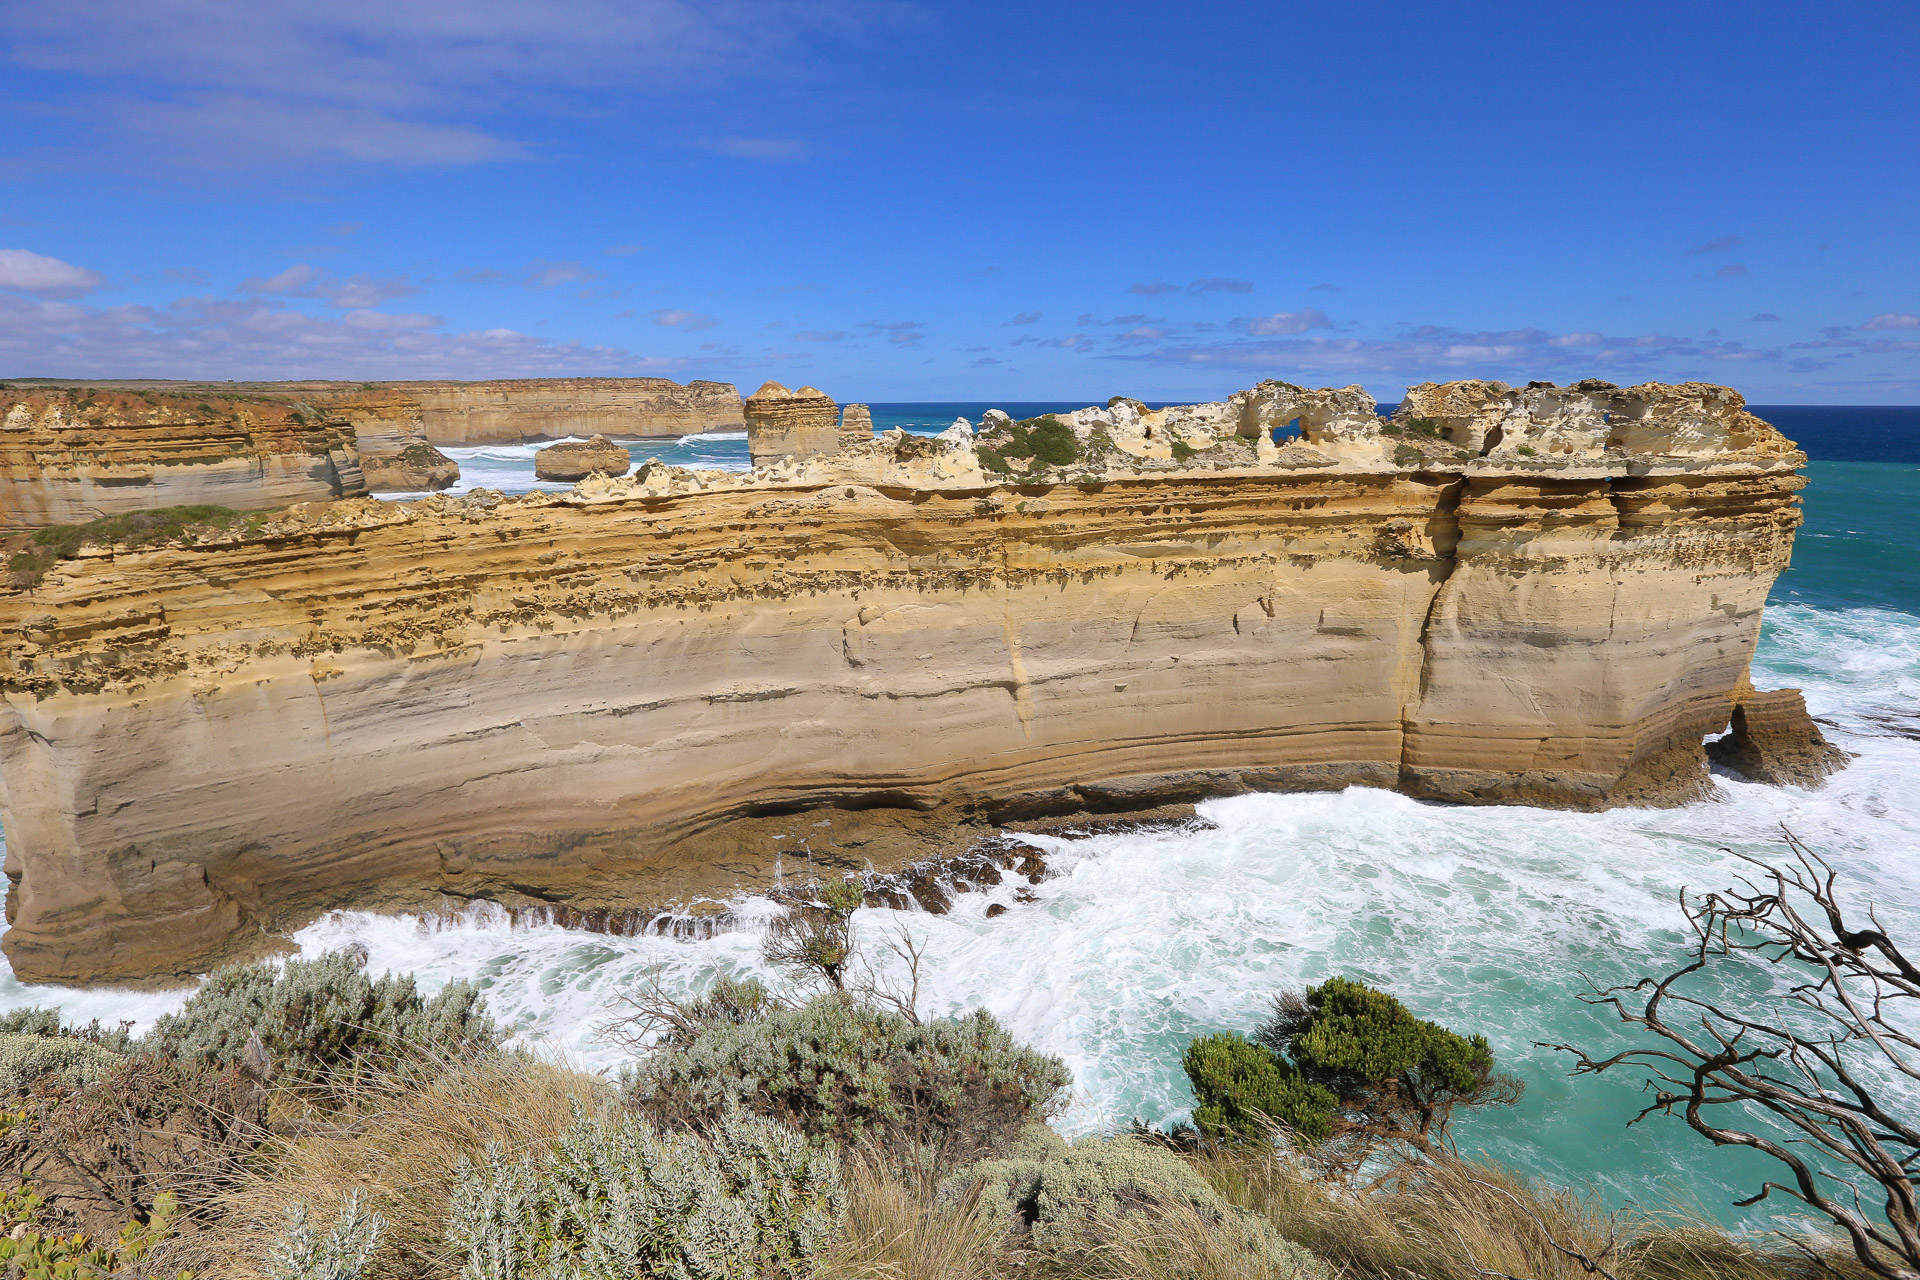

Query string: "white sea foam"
[[0, 603, 1914, 1220]]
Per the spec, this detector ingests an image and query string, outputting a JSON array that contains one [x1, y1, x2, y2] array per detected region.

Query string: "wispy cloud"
[[1127, 280, 1181, 296], [0, 249, 106, 298], [1862, 313, 1920, 330], [1189, 277, 1253, 294], [604, 243, 647, 257], [1240, 308, 1332, 337], [2, 1, 902, 169], [865, 319, 923, 347], [1008, 311, 1041, 325], [237, 262, 421, 308], [523, 259, 604, 290], [1687, 234, 1744, 255], [792, 329, 846, 342], [1714, 263, 1749, 279], [1751, 313, 1781, 322], [651, 308, 717, 330], [0, 290, 696, 379], [702, 136, 811, 162]]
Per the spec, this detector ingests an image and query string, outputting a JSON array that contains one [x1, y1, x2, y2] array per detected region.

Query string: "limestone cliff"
[[533, 435, 633, 481], [389, 378, 743, 444], [0, 377, 1818, 983], [0, 387, 368, 532], [329, 391, 459, 493], [745, 382, 839, 464]]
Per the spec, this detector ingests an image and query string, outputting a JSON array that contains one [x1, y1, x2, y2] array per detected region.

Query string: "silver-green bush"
[[0, 1033, 122, 1095], [148, 949, 497, 1096], [265, 1189, 384, 1280], [626, 994, 1069, 1158], [446, 1104, 844, 1280], [943, 1130, 1326, 1278]]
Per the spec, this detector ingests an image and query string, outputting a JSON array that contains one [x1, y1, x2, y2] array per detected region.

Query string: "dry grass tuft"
[[818, 1146, 1007, 1280], [1190, 1144, 1869, 1280], [169, 1050, 612, 1280]]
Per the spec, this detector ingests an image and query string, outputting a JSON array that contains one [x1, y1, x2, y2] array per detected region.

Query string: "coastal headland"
[[0, 378, 1834, 983]]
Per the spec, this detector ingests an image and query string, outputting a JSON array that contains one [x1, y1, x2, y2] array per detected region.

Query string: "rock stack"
[[839, 404, 874, 450], [533, 434, 632, 481], [745, 382, 840, 466]]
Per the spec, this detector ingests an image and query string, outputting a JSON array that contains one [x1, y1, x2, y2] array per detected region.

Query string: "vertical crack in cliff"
[[999, 541, 1036, 741], [1397, 478, 1467, 779]]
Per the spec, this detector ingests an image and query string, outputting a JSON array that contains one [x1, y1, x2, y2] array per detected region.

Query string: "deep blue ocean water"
[[0, 400, 1915, 1230]]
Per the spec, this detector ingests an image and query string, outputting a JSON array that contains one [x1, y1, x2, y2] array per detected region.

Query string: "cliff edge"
[[0, 377, 1825, 983]]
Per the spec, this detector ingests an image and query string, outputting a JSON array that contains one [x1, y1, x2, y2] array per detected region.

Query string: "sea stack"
[[745, 382, 840, 465], [533, 435, 632, 481], [839, 403, 874, 449]]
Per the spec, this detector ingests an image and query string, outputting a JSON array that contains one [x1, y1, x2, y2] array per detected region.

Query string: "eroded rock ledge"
[[0, 377, 1822, 983]]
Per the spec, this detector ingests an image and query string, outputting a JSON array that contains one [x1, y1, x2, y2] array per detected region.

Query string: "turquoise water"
[[0, 429, 1915, 1230]]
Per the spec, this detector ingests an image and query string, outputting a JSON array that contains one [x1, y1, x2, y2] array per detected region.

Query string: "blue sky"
[[2, 0, 1916, 403]]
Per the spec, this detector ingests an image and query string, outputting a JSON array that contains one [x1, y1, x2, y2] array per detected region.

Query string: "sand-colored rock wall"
[[0, 388, 367, 532], [390, 378, 743, 444], [0, 378, 1809, 983], [745, 382, 839, 464]]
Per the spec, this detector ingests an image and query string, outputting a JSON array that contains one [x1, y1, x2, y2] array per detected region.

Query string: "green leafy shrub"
[[0, 1005, 134, 1051], [446, 1105, 843, 1280], [265, 1190, 382, 1280], [975, 446, 1013, 475], [1393, 442, 1424, 467], [1183, 1034, 1336, 1146], [149, 949, 498, 1099], [627, 995, 1069, 1158], [1170, 439, 1195, 461], [974, 415, 1081, 478], [0, 1034, 123, 1096], [943, 1130, 1325, 1277], [1515, 444, 1537, 457], [0, 1182, 189, 1278]]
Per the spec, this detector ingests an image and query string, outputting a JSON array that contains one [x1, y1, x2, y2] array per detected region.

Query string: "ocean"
[[2, 403, 1915, 1226]]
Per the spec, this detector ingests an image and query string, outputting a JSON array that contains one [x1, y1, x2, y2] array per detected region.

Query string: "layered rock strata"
[[389, 378, 743, 444], [1706, 688, 1852, 787], [0, 388, 367, 532], [0, 377, 1814, 983], [839, 403, 874, 449], [533, 435, 633, 481], [745, 382, 839, 464], [330, 391, 460, 493]]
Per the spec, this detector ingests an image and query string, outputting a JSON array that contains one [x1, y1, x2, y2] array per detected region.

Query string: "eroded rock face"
[[389, 378, 743, 444], [839, 403, 874, 449], [334, 391, 461, 493], [744, 382, 839, 465], [533, 434, 632, 481], [1706, 688, 1853, 786], [0, 387, 368, 531], [0, 378, 1817, 983]]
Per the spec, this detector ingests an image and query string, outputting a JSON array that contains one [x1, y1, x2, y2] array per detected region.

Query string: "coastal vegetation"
[[0, 844, 1907, 1278], [5, 504, 256, 588]]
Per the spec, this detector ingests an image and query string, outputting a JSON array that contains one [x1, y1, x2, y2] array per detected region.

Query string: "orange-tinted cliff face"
[[0, 377, 1823, 985], [0, 385, 367, 531]]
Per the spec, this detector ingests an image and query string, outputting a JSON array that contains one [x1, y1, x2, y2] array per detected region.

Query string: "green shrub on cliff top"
[[627, 994, 1069, 1159], [1186, 978, 1518, 1159], [447, 1104, 843, 1280], [150, 948, 499, 1098]]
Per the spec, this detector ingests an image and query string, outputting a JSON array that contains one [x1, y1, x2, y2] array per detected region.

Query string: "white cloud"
[[237, 262, 420, 309], [3, 1, 903, 168], [0, 289, 708, 379], [1243, 309, 1332, 337], [0, 249, 107, 298], [651, 308, 717, 330], [1862, 313, 1920, 331], [525, 260, 604, 290]]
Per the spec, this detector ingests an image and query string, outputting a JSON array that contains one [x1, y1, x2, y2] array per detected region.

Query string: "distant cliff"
[[0, 386, 366, 532], [0, 378, 1818, 983], [387, 377, 743, 443]]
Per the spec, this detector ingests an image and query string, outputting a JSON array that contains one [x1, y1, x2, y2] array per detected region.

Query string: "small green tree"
[[1184, 978, 1519, 1167]]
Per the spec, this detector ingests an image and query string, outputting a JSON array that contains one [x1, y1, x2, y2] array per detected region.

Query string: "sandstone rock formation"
[[1706, 688, 1853, 787], [745, 383, 839, 465], [0, 386, 368, 531], [389, 378, 742, 444], [533, 435, 633, 481], [839, 403, 874, 449], [0, 378, 1822, 983], [331, 391, 460, 492]]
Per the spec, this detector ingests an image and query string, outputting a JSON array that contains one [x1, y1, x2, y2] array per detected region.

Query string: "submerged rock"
[[534, 434, 632, 481]]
